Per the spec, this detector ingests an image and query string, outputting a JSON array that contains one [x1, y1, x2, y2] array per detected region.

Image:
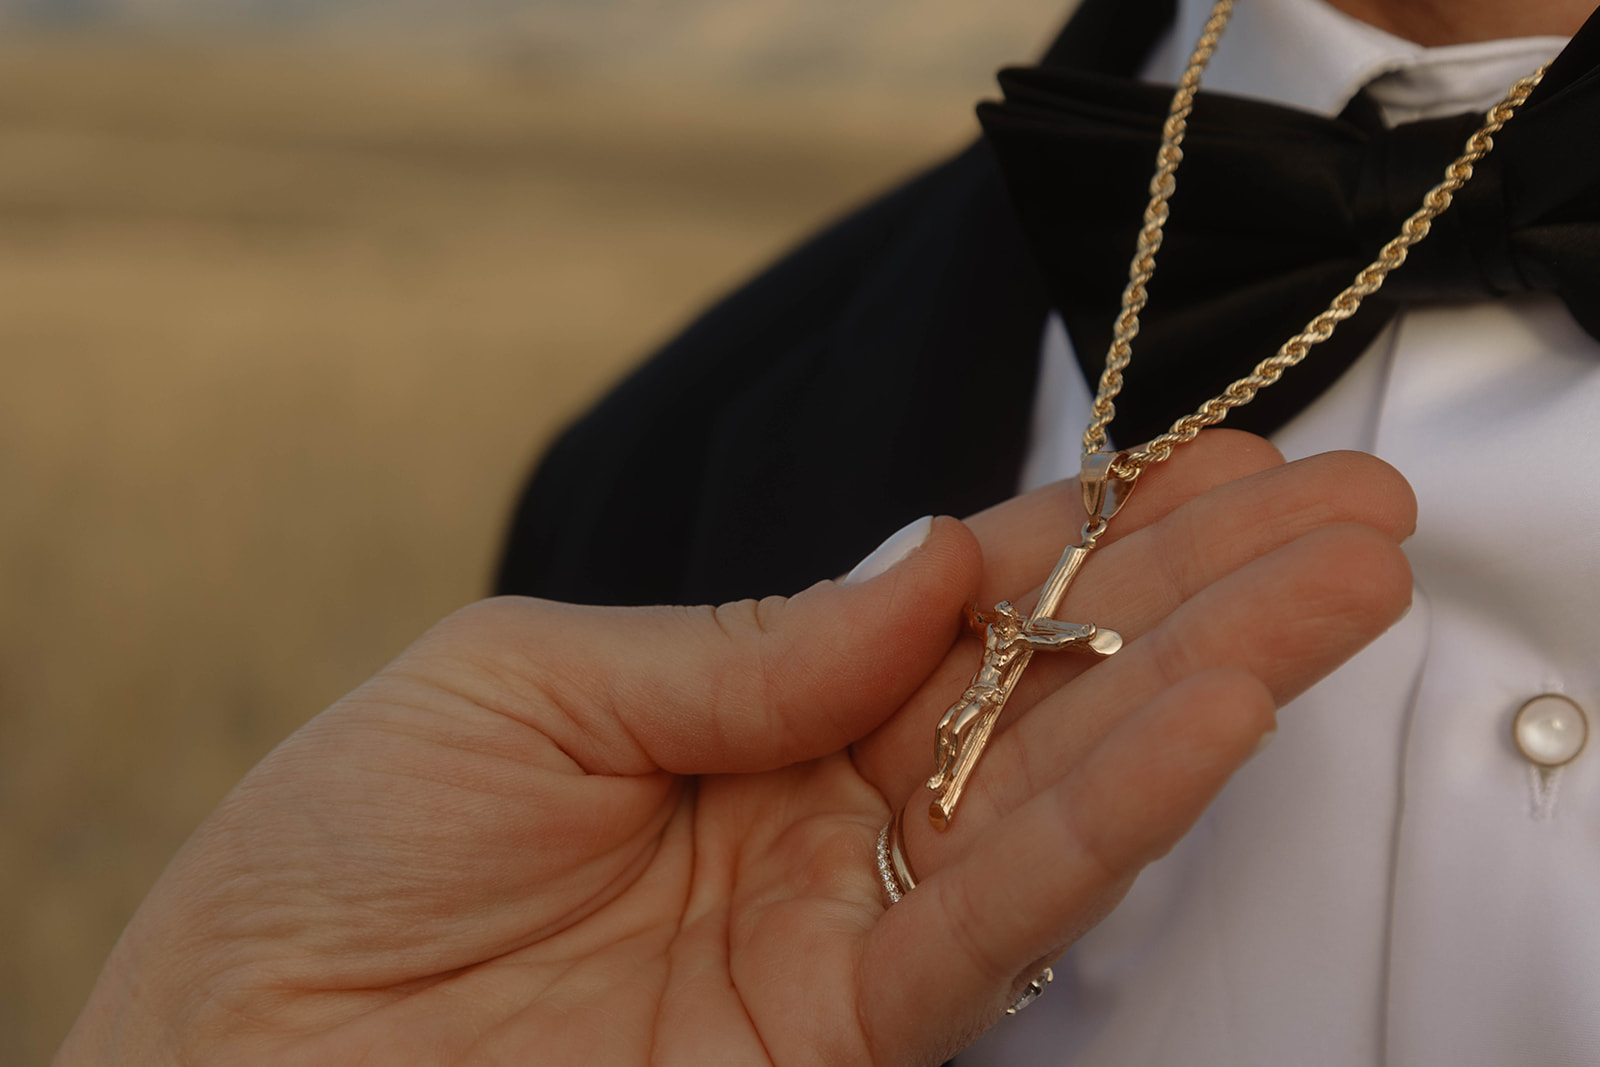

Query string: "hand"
[[58, 432, 1415, 1066]]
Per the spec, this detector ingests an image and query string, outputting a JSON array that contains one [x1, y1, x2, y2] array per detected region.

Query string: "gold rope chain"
[[1081, 0, 1551, 482]]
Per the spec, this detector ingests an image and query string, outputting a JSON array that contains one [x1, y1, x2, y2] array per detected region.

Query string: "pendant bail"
[[1081, 451, 1135, 529]]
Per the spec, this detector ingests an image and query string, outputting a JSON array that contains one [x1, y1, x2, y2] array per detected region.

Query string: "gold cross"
[[926, 454, 1132, 830]]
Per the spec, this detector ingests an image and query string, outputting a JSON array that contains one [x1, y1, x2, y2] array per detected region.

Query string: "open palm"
[[59, 433, 1416, 1066]]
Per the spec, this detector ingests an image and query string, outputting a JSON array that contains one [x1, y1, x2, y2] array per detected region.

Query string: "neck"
[[1323, 0, 1591, 44]]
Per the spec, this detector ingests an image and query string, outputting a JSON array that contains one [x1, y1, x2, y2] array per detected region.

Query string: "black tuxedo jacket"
[[494, 0, 1181, 606]]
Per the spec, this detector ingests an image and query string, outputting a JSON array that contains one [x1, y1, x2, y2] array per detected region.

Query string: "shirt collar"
[[1144, 0, 1569, 122]]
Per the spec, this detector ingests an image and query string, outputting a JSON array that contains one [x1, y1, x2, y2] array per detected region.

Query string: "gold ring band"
[[889, 805, 919, 894], [875, 806, 920, 904]]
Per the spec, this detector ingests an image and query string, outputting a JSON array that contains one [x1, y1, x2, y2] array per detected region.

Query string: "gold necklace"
[[924, 0, 1551, 831]]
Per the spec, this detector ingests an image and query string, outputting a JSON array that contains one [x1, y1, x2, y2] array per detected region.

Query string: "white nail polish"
[[843, 516, 934, 585], [1248, 729, 1277, 761]]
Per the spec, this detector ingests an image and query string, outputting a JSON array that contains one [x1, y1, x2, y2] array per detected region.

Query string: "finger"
[[855, 449, 1415, 799], [995, 450, 1415, 717], [399, 516, 982, 777], [904, 521, 1412, 874], [1049, 448, 1415, 623], [1042, 521, 1414, 758], [963, 428, 1286, 604], [860, 668, 1276, 1063]]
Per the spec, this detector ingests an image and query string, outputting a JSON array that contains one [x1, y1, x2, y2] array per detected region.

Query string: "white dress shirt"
[[963, 1, 1595, 1064]]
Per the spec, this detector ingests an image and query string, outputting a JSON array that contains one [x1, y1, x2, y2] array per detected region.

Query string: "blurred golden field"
[[0, 33, 1008, 1060]]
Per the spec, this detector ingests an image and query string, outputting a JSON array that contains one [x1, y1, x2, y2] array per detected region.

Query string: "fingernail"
[[843, 516, 934, 585], [1248, 729, 1277, 762]]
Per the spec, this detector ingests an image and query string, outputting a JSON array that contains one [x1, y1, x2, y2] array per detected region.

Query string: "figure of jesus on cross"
[[926, 550, 1124, 830]]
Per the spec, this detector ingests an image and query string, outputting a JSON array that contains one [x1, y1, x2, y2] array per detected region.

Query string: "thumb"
[[408, 515, 982, 777]]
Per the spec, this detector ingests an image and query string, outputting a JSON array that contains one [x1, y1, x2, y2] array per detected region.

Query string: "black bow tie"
[[979, 6, 1600, 445]]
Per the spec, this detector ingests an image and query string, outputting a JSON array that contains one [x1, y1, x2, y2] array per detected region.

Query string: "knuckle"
[[1060, 774, 1131, 884], [936, 874, 1012, 983], [1300, 524, 1413, 621]]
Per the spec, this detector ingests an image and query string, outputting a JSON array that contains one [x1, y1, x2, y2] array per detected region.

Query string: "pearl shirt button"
[[1513, 694, 1589, 768]]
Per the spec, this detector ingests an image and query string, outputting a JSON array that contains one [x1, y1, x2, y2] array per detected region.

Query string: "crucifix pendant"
[[926, 453, 1135, 830]]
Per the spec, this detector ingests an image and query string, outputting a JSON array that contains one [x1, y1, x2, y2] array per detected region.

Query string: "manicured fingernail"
[[843, 516, 934, 585], [1248, 729, 1277, 761]]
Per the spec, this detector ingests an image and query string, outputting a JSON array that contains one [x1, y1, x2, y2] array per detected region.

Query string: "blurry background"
[[0, 0, 1069, 1059]]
